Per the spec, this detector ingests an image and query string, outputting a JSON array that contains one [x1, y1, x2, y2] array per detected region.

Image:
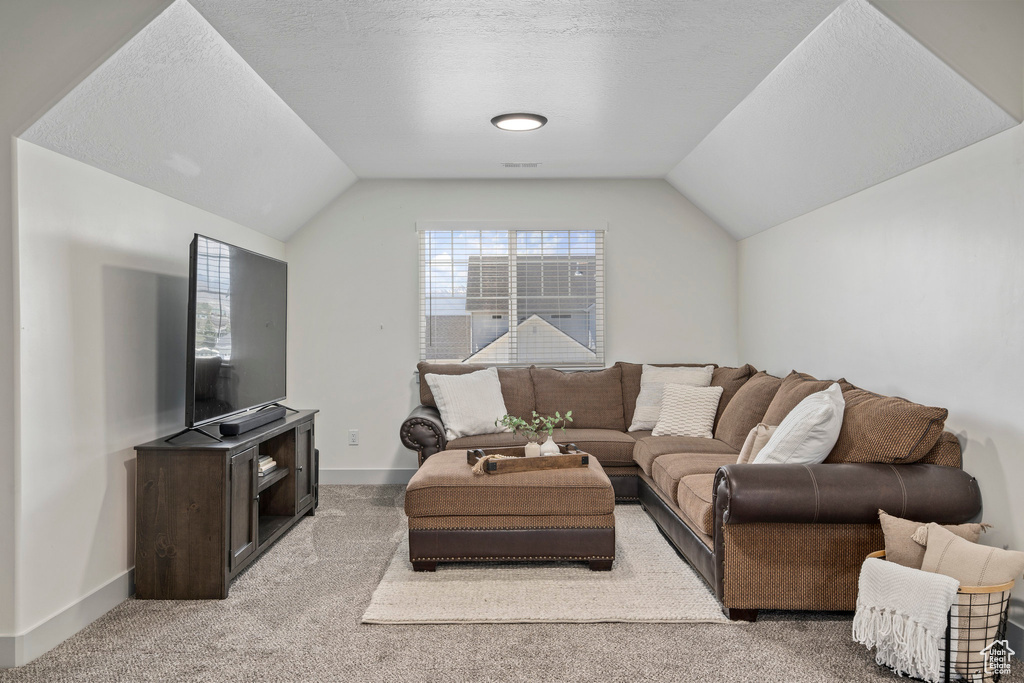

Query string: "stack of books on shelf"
[[258, 455, 277, 477]]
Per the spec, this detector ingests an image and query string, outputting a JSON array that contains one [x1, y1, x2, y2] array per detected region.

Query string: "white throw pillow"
[[651, 384, 724, 438], [629, 364, 714, 431], [752, 383, 846, 465], [424, 367, 509, 440]]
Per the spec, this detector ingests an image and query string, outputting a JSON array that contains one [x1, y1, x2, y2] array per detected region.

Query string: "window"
[[419, 227, 605, 366]]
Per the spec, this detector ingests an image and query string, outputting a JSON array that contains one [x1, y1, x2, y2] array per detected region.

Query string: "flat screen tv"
[[186, 234, 287, 428]]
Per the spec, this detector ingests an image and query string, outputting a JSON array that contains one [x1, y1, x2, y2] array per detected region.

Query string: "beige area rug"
[[363, 505, 733, 624]]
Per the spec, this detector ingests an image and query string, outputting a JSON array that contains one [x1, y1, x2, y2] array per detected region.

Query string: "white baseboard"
[[0, 638, 13, 669], [319, 468, 416, 485], [0, 569, 133, 668]]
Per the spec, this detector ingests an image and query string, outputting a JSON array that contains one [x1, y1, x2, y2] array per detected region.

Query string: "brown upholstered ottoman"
[[404, 450, 616, 571]]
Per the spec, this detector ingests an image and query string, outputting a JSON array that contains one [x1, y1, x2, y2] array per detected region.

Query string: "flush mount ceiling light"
[[491, 113, 547, 131]]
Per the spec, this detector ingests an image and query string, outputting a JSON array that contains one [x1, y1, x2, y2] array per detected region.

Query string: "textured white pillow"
[[752, 383, 846, 465], [629, 364, 714, 431], [651, 384, 724, 438], [424, 367, 509, 440]]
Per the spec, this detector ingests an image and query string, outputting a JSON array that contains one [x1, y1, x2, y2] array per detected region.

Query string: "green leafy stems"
[[495, 411, 573, 440]]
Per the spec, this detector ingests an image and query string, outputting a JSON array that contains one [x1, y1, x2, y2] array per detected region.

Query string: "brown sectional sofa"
[[400, 361, 982, 620]]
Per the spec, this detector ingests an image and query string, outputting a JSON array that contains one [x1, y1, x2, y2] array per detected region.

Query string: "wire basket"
[[868, 551, 1014, 682]]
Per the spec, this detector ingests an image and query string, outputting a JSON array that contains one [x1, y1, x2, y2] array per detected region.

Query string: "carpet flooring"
[[364, 506, 730, 624], [1, 485, 1020, 683]]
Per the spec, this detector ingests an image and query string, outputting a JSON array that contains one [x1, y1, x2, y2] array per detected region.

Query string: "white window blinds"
[[419, 228, 605, 366]]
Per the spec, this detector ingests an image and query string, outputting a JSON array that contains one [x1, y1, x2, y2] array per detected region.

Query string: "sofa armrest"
[[399, 405, 447, 466], [713, 463, 982, 526]]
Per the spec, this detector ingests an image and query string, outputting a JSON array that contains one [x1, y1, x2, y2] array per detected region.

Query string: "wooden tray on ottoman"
[[466, 443, 590, 474]]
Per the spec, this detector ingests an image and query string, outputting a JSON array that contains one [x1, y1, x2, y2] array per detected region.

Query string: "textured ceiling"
[[21, 1, 356, 240], [666, 0, 1017, 239], [18, 0, 1019, 241], [188, 0, 843, 179]]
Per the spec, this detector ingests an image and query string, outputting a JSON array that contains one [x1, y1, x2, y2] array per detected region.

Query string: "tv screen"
[[186, 234, 287, 427]]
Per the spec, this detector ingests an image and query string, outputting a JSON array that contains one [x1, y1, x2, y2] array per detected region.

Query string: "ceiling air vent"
[[501, 162, 542, 168]]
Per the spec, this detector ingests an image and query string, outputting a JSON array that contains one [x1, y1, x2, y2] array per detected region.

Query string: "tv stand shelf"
[[258, 467, 289, 492], [134, 409, 318, 599]]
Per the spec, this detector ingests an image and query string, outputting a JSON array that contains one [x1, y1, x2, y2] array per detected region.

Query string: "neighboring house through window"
[[418, 224, 605, 366]]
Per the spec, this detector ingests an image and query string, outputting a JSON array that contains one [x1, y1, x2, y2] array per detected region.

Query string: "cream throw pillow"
[[752, 383, 845, 465], [736, 423, 777, 464], [651, 384, 723, 438], [424, 367, 509, 440], [629, 364, 714, 431], [920, 523, 1024, 586], [919, 523, 1024, 676]]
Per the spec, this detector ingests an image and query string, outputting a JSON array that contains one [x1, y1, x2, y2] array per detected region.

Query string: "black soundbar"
[[219, 405, 287, 436]]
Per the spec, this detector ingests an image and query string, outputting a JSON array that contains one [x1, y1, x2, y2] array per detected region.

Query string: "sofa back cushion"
[[531, 365, 625, 430], [418, 362, 536, 419], [711, 364, 756, 428], [761, 371, 835, 425], [824, 381, 947, 465], [917, 431, 961, 468], [616, 362, 716, 428], [714, 371, 783, 450]]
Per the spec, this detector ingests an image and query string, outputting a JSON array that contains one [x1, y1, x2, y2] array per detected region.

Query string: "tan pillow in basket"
[[877, 510, 987, 569], [736, 423, 776, 464], [920, 523, 1024, 586], [919, 523, 1023, 677]]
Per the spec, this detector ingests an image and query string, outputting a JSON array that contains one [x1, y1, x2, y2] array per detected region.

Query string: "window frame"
[[417, 221, 607, 368]]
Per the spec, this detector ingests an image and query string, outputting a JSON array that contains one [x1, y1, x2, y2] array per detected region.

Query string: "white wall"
[[0, 0, 173, 647], [286, 179, 738, 477], [13, 140, 284, 658], [738, 122, 1024, 637], [871, 0, 1024, 122]]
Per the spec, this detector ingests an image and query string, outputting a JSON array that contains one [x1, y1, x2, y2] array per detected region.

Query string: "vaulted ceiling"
[[20, 0, 1022, 240]]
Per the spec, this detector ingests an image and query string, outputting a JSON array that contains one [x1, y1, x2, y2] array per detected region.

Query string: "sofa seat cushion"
[[677, 474, 717, 536], [714, 371, 783, 451], [449, 429, 638, 466], [556, 429, 638, 466], [634, 435, 737, 476], [650, 452, 736, 509], [531, 366, 625, 430]]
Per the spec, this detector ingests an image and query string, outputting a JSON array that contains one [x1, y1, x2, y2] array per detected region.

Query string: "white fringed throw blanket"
[[853, 557, 960, 682]]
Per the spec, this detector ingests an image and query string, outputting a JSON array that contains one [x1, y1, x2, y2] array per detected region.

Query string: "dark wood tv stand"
[[134, 409, 318, 599]]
